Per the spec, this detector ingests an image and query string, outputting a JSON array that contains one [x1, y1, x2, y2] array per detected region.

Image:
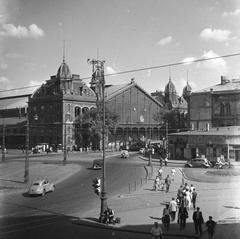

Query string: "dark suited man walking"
[[192, 207, 204, 236]]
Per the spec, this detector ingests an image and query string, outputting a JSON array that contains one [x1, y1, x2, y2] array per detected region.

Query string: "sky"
[[0, 0, 240, 98]]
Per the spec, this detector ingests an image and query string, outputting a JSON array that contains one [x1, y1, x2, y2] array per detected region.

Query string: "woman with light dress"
[[184, 188, 192, 210]]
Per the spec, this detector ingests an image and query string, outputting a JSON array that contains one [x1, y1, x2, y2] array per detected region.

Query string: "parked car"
[[29, 178, 55, 196], [139, 148, 146, 154], [92, 159, 103, 170], [185, 157, 211, 168]]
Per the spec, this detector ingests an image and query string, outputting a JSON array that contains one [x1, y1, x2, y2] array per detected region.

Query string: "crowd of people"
[[151, 165, 217, 239]]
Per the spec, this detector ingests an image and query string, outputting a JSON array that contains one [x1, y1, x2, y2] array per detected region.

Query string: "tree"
[[153, 109, 188, 134], [74, 103, 120, 150]]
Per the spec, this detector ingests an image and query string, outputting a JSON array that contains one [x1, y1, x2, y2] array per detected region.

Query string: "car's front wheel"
[[42, 189, 45, 196]]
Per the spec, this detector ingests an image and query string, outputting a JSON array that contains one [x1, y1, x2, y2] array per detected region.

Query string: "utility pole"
[[87, 58, 107, 223], [24, 118, 29, 183]]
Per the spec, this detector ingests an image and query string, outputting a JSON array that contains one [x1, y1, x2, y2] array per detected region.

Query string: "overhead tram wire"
[[1, 52, 240, 95]]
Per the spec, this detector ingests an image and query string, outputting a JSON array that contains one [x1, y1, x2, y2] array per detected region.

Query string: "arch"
[[226, 103, 231, 115], [220, 103, 225, 115], [82, 107, 89, 114], [75, 106, 81, 117]]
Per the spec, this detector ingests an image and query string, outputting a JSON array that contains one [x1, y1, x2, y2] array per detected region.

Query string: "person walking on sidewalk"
[[206, 216, 216, 239], [164, 157, 168, 166], [177, 185, 184, 206], [178, 204, 188, 230], [171, 167, 176, 181], [192, 207, 204, 236], [169, 197, 177, 222], [162, 204, 171, 230], [158, 167, 163, 180], [191, 188, 197, 210], [164, 175, 171, 193], [150, 222, 162, 239], [184, 188, 192, 210]]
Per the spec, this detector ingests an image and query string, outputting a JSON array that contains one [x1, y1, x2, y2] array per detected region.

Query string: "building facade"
[[169, 76, 240, 161]]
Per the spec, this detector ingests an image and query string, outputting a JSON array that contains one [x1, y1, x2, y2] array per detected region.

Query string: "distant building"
[[169, 76, 240, 161], [151, 77, 189, 114], [0, 59, 165, 150]]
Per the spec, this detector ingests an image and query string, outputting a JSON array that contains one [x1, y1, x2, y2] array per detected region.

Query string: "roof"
[[170, 126, 240, 137], [0, 117, 26, 126], [105, 82, 163, 107], [0, 95, 29, 109], [195, 79, 240, 94]]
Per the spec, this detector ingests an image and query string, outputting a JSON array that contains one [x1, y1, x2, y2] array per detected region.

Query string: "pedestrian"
[[153, 176, 160, 191], [190, 184, 195, 193], [150, 222, 163, 239], [164, 157, 168, 166], [162, 204, 171, 230], [177, 185, 184, 206], [206, 216, 217, 239], [169, 197, 177, 222], [158, 167, 163, 180], [159, 157, 163, 167], [164, 175, 171, 193], [191, 188, 197, 210], [171, 167, 176, 181], [184, 188, 192, 210], [178, 204, 188, 230], [192, 207, 204, 236]]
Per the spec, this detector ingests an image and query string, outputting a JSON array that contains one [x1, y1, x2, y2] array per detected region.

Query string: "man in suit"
[[192, 207, 204, 236]]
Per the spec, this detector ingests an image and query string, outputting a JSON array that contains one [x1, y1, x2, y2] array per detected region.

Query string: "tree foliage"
[[153, 109, 188, 134], [74, 103, 120, 150]]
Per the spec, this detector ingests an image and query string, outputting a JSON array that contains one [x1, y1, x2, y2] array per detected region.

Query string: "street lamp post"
[[166, 122, 168, 159], [24, 118, 30, 183], [2, 124, 5, 162], [24, 113, 38, 183], [63, 112, 71, 166], [87, 58, 107, 223]]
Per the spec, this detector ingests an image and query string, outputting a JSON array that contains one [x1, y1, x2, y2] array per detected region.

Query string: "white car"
[[29, 179, 55, 196]]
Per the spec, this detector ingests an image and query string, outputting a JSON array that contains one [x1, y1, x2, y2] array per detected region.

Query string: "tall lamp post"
[[24, 117, 30, 183], [63, 112, 71, 166], [24, 113, 38, 183], [1, 118, 5, 162], [166, 122, 168, 159], [87, 58, 107, 223]]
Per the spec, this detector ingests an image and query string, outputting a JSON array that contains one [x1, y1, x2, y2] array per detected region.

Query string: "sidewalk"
[[76, 157, 240, 239]]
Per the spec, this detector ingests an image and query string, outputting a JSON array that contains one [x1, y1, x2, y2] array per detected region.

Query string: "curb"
[[73, 218, 199, 238]]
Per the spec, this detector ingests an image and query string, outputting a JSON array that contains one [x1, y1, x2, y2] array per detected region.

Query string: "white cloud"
[[0, 63, 8, 69], [157, 36, 172, 46], [200, 28, 231, 42], [0, 75, 10, 84], [6, 52, 23, 58], [105, 66, 117, 75], [196, 50, 227, 71], [182, 57, 195, 65], [0, 23, 45, 39], [222, 9, 240, 17]]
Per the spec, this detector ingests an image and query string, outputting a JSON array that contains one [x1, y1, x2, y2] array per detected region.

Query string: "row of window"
[[220, 103, 231, 115]]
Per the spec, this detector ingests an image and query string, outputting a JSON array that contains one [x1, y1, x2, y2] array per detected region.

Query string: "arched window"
[[75, 106, 81, 117], [226, 103, 231, 115], [220, 103, 225, 115]]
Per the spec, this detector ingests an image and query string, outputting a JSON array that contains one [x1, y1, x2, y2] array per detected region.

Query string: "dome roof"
[[56, 60, 72, 79], [182, 82, 192, 99], [165, 78, 176, 94]]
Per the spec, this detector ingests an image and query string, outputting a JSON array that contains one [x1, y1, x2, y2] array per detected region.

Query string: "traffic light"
[[92, 178, 101, 195]]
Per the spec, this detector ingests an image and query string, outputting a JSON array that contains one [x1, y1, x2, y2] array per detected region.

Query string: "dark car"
[[185, 157, 211, 168]]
